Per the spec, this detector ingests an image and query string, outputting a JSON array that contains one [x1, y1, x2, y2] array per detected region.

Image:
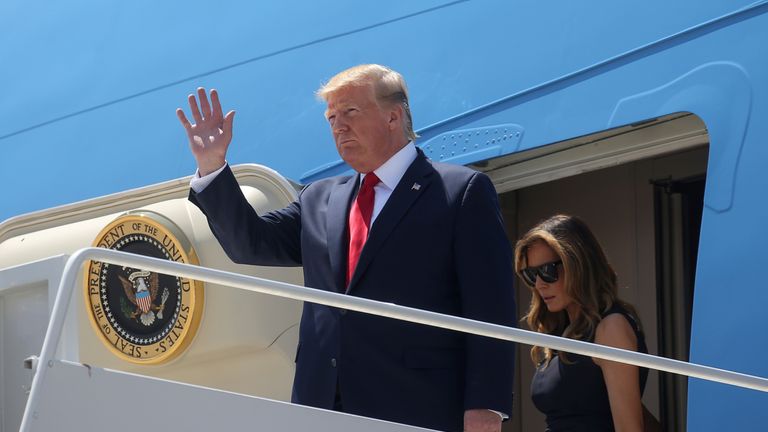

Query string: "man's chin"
[[339, 154, 363, 172]]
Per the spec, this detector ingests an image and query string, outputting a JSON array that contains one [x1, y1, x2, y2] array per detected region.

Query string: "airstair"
[[4, 248, 768, 431]]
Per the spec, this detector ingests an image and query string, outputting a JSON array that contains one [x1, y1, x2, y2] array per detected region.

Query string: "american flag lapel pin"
[[411, 182, 421, 191]]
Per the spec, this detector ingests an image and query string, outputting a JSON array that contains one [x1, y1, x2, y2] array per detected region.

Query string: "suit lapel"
[[347, 151, 434, 292], [327, 175, 359, 292]]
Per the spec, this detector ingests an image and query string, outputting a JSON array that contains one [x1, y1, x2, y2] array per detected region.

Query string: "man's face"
[[325, 83, 401, 173]]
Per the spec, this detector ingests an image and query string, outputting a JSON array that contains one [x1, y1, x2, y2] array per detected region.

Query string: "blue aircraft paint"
[[3, 1, 768, 429]]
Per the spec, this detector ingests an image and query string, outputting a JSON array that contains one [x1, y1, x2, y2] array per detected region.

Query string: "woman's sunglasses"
[[520, 260, 562, 287]]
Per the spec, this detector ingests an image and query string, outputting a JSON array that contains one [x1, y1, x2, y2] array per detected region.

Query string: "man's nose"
[[333, 117, 349, 134]]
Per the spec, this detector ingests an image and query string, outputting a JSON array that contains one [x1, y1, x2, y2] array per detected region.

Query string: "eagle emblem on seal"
[[118, 270, 170, 326]]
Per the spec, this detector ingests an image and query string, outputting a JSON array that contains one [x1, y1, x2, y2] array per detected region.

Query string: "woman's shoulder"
[[601, 303, 642, 332], [594, 313, 639, 356]]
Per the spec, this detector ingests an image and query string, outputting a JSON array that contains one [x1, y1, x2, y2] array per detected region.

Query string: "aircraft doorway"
[[477, 113, 708, 431], [653, 175, 704, 432]]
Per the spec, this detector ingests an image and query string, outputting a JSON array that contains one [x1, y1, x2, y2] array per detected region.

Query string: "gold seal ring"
[[83, 211, 204, 364]]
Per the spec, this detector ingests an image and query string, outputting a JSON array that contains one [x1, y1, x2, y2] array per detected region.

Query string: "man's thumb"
[[224, 110, 236, 131]]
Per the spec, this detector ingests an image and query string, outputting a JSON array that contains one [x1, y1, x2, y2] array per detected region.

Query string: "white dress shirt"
[[360, 142, 417, 226], [190, 162, 228, 193]]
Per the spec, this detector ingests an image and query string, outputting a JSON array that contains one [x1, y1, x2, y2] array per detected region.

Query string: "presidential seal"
[[84, 211, 204, 364]]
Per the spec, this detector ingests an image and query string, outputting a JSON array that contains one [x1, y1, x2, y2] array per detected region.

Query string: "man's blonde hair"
[[317, 64, 418, 142]]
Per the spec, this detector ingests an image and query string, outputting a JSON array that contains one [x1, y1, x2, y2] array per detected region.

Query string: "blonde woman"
[[515, 215, 647, 432]]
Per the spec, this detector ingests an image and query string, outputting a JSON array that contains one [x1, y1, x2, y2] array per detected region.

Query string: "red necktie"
[[347, 173, 380, 287]]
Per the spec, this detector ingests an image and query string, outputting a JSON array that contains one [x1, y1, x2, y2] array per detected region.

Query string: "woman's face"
[[525, 240, 578, 320]]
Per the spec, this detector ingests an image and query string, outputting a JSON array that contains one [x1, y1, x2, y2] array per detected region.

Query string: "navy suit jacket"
[[189, 150, 516, 432]]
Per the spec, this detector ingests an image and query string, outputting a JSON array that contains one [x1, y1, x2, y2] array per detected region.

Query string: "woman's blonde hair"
[[514, 214, 640, 365]]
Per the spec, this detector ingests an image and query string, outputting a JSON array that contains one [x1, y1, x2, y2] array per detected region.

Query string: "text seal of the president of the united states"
[[84, 211, 204, 364]]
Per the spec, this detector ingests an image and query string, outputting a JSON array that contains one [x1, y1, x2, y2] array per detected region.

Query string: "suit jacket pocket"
[[403, 347, 463, 370]]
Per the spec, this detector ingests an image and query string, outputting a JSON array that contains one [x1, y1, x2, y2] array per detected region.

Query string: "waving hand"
[[176, 88, 236, 176]]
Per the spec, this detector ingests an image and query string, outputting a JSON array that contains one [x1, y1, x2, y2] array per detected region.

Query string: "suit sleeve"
[[188, 165, 303, 266], [453, 172, 516, 415]]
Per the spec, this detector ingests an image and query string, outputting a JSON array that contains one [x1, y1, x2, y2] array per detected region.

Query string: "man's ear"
[[387, 104, 403, 131]]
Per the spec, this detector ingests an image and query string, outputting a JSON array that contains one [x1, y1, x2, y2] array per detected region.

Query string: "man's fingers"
[[198, 87, 212, 120], [464, 409, 502, 432], [188, 94, 203, 124], [211, 89, 224, 120], [176, 108, 192, 130]]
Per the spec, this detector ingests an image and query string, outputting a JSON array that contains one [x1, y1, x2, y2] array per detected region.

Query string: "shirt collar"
[[361, 142, 417, 190]]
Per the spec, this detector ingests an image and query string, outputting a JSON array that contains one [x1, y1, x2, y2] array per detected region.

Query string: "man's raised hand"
[[177, 88, 235, 176]]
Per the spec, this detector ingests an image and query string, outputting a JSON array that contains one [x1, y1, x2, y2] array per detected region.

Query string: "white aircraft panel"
[[26, 360, 436, 432]]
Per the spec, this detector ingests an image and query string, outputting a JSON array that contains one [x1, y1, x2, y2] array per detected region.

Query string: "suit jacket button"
[[339, 309, 347, 316], [331, 358, 337, 368]]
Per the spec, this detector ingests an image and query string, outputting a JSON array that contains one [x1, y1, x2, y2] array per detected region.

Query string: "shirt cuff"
[[190, 162, 228, 193], [489, 409, 508, 421]]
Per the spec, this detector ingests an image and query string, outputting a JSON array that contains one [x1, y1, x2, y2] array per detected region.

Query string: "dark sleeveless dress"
[[530, 305, 648, 432]]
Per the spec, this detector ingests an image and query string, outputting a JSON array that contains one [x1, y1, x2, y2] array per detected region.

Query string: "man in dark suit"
[[177, 64, 516, 432]]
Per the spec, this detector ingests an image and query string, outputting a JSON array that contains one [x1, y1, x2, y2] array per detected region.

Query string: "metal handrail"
[[20, 247, 768, 431]]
